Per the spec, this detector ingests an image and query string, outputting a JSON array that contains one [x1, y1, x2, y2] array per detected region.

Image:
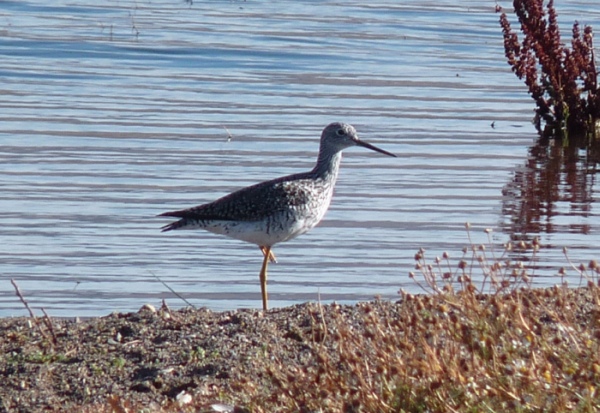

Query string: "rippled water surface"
[[1, 0, 599, 316]]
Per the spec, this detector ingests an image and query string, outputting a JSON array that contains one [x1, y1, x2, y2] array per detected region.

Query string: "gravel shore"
[[1, 301, 344, 412], [1, 286, 598, 412]]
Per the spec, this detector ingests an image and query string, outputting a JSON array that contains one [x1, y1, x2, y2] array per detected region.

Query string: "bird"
[[159, 122, 396, 310]]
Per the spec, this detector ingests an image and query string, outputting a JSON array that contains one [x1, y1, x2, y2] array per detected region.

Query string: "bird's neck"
[[312, 150, 342, 182]]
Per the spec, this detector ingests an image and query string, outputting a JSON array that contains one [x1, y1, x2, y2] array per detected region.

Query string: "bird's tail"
[[158, 211, 187, 232]]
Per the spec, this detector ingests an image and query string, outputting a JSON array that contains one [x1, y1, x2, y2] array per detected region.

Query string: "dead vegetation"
[[498, 0, 600, 144]]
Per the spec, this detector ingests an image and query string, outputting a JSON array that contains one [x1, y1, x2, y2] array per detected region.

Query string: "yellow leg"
[[259, 246, 277, 263], [259, 246, 272, 311]]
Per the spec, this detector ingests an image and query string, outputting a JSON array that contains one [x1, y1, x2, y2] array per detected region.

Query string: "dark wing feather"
[[159, 172, 315, 231]]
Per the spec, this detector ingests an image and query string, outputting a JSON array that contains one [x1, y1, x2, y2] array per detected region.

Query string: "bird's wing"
[[160, 174, 315, 223]]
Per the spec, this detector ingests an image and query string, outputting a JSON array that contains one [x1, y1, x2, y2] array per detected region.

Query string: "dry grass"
[[245, 230, 599, 412]]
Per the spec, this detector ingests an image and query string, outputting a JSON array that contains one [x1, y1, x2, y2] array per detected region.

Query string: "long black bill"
[[356, 139, 397, 157]]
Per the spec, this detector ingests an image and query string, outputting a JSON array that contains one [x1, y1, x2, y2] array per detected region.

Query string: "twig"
[[316, 291, 328, 342], [11, 279, 37, 319], [41, 307, 58, 345], [562, 247, 588, 288], [149, 271, 196, 309], [10, 279, 52, 342]]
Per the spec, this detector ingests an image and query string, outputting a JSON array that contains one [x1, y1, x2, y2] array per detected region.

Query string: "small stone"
[[139, 304, 156, 313], [176, 391, 192, 405], [211, 403, 235, 412]]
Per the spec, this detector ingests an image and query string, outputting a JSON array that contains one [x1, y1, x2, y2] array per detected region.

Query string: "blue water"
[[1, 0, 599, 316]]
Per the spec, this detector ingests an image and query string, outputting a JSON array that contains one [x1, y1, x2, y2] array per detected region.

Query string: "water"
[[1, 0, 599, 317]]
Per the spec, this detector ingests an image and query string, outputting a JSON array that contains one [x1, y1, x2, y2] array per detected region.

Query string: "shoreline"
[[1, 285, 599, 412]]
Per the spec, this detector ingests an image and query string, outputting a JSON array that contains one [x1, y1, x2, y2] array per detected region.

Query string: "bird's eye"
[[336, 129, 346, 136]]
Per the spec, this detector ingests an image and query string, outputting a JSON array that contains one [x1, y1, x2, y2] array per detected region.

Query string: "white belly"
[[187, 214, 323, 247]]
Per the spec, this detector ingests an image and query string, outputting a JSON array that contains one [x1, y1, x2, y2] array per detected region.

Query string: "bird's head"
[[321, 122, 396, 157]]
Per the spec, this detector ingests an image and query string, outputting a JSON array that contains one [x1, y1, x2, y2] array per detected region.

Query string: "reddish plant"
[[498, 0, 600, 144]]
